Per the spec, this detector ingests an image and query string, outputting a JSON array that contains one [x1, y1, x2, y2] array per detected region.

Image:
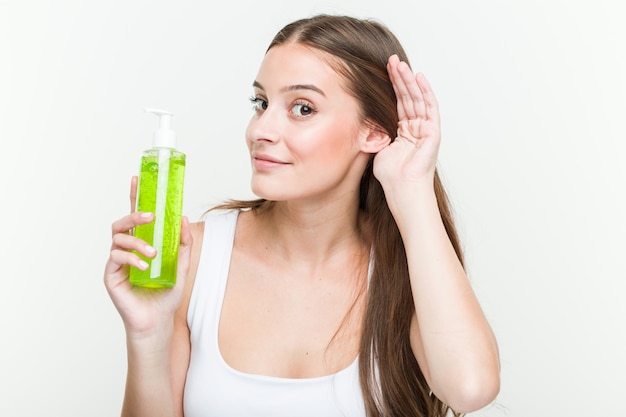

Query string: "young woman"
[[105, 14, 500, 417]]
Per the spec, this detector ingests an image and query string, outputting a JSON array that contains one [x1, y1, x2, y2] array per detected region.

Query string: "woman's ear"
[[360, 123, 391, 154]]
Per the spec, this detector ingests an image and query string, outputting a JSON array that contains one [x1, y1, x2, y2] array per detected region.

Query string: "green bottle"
[[130, 108, 186, 289]]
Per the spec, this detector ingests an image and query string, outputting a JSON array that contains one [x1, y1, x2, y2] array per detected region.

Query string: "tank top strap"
[[187, 209, 239, 335]]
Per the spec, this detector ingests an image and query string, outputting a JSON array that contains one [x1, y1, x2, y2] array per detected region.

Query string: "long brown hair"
[[214, 14, 464, 417]]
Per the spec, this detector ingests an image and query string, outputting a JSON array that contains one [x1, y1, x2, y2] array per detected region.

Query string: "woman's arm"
[[121, 320, 179, 417], [374, 55, 500, 413], [120, 221, 202, 417], [393, 184, 499, 414], [104, 178, 200, 417]]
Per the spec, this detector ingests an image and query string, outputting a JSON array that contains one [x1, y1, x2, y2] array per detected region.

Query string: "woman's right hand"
[[104, 176, 193, 338]]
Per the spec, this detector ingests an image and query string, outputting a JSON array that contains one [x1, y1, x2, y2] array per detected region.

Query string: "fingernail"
[[145, 245, 156, 255], [140, 212, 152, 218], [138, 260, 149, 270]]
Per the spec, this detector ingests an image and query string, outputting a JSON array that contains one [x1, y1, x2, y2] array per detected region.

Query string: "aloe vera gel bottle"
[[130, 108, 186, 289]]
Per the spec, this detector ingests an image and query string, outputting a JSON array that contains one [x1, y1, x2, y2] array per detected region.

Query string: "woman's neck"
[[250, 199, 368, 273]]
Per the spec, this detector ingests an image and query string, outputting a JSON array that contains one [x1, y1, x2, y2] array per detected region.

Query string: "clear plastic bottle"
[[129, 108, 186, 289]]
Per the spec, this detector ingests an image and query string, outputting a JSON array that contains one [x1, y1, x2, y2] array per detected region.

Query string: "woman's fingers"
[[386, 55, 442, 152], [112, 233, 156, 258], [388, 55, 441, 123], [105, 228, 156, 276], [106, 248, 148, 275], [111, 211, 154, 237], [105, 211, 155, 278], [415, 72, 439, 124], [388, 55, 426, 121], [387, 55, 408, 121], [397, 65, 424, 119]]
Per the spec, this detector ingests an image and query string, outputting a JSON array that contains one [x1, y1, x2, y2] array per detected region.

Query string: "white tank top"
[[184, 209, 367, 417]]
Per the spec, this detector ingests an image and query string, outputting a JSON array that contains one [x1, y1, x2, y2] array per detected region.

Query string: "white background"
[[1, 0, 624, 416]]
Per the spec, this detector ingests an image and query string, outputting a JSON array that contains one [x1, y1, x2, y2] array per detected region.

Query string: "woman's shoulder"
[[188, 209, 239, 251], [190, 208, 242, 251]]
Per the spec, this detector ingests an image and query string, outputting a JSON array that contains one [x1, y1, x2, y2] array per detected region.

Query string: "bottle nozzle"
[[145, 108, 176, 148]]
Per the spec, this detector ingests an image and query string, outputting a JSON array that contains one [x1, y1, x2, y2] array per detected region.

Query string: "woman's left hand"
[[373, 54, 441, 189]]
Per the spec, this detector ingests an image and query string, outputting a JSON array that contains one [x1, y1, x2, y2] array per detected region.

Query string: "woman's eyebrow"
[[252, 80, 326, 97]]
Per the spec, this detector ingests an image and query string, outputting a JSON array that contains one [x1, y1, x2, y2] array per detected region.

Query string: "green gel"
[[130, 148, 186, 288]]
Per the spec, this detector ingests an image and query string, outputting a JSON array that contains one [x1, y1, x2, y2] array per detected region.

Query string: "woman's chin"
[[250, 183, 287, 202]]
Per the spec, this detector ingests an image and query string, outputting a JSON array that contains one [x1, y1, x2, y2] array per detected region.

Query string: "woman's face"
[[245, 42, 370, 203]]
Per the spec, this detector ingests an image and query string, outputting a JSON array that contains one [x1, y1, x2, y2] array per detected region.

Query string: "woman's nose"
[[246, 106, 282, 144]]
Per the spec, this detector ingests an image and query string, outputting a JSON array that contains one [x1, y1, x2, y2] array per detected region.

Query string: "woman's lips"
[[252, 153, 290, 170]]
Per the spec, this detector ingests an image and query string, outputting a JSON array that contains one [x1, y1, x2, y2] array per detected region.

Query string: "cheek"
[[289, 134, 339, 163], [309, 122, 360, 160], [317, 137, 349, 160]]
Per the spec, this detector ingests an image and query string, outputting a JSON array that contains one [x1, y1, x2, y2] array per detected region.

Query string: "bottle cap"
[[145, 108, 176, 148]]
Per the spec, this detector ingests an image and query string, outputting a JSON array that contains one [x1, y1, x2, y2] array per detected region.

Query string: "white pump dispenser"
[[145, 108, 177, 148]]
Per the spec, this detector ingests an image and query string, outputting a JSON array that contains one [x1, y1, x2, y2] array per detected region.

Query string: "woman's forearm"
[[121, 321, 177, 417], [387, 182, 500, 411]]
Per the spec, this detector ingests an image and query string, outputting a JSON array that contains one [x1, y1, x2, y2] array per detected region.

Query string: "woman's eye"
[[249, 97, 268, 111], [292, 102, 315, 117]]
